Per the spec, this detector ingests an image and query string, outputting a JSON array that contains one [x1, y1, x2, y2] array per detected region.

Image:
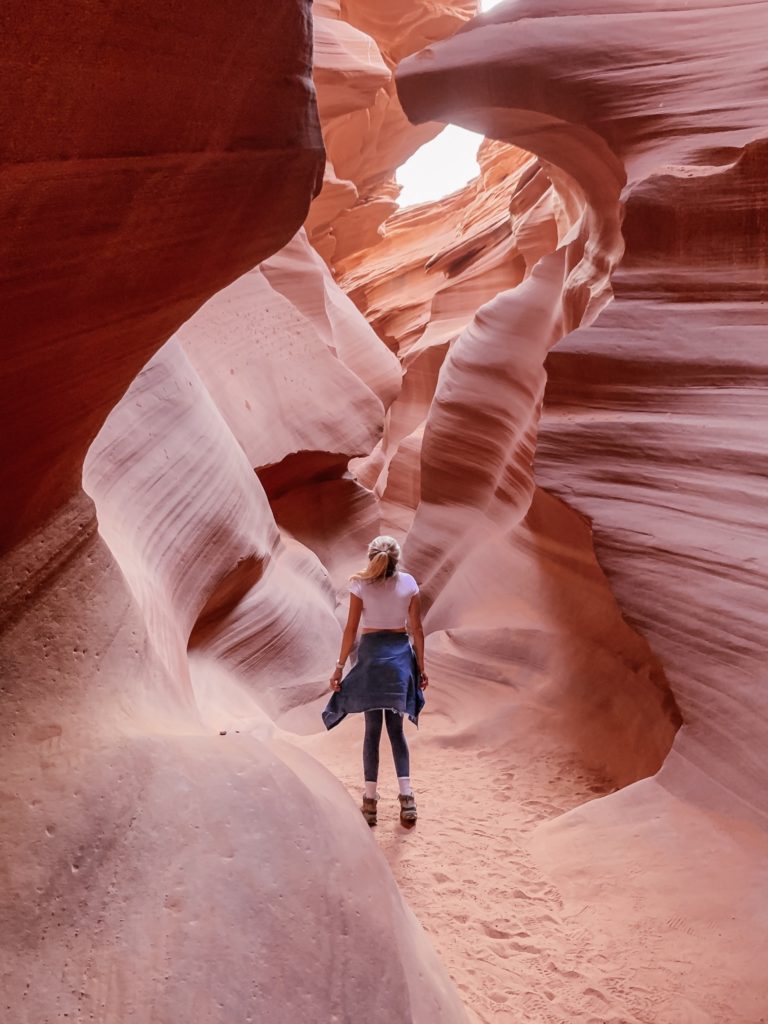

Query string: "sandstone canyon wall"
[[0, 1, 324, 549], [4, 0, 768, 1020], [397, 0, 768, 824], [393, 1, 768, 1016], [320, 105, 679, 789], [0, 3, 469, 1021], [307, 0, 476, 263]]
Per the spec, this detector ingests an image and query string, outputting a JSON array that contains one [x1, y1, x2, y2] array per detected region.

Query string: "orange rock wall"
[[5, 0, 767, 1018], [317, 93, 677, 788]]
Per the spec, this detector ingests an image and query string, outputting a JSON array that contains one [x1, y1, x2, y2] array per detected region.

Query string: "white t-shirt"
[[349, 571, 419, 629]]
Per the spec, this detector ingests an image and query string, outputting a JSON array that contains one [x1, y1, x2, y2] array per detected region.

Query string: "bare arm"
[[408, 593, 428, 689], [329, 594, 362, 691]]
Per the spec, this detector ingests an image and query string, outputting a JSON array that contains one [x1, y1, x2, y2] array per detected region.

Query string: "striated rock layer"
[[318, 85, 676, 791], [6, 0, 767, 1019], [395, 0, 768, 1016], [398, 0, 768, 820], [337, 140, 581, 532]]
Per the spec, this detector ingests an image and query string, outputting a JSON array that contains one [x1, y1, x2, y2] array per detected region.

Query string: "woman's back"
[[350, 571, 419, 630]]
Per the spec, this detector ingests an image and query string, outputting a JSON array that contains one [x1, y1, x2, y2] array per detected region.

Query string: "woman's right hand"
[[419, 671, 429, 690], [329, 668, 342, 692]]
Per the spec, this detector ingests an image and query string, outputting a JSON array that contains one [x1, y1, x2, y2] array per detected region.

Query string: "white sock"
[[364, 781, 377, 800], [397, 777, 413, 796]]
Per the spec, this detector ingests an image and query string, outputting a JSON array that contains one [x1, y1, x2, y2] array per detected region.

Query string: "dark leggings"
[[363, 710, 410, 781]]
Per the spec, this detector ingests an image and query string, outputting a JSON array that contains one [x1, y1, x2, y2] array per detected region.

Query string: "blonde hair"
[[351, 535, 401, 583]]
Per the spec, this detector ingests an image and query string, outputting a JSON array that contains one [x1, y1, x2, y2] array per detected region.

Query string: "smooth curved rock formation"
[[174, 245, 389, 480], [0, 4, 469, 1021], [81, 221, 402, 718], [1, 506, 465, 1022], [391, 0, 768, 1016], [398, 0, 768, 819], [312, 78, 675, 787], [82, 340, 340, 719], [343, 210, 679, 784], [340, 141, 580, 529]]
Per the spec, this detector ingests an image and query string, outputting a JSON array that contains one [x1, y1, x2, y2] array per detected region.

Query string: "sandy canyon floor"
[[300, 691, 752, 1024]]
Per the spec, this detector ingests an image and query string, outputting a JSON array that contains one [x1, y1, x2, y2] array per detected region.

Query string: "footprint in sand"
[[506, 939, 545, 954], [488, 990, 509, 1004], [583, 986, 611, 1004], [480, 922, 514, 939]]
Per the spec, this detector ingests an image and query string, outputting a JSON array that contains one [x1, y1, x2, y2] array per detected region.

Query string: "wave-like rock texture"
[[315, 105, 675, 789], [0, 3, 468, 1021], [175, 232, 398, 480], [75, 337, 466, 1023], [337, 140, 581, 529], [83, 227, 400, 712], [82, 340, 339, 719], [7, 0, 766, 1018], [397, 0, 768, 1016]]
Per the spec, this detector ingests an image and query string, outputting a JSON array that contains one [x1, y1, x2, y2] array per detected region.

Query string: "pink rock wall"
[[397, 0, 768, 822], [338, 141, 579, 528], [0, 3, 469, 1020], [392, 0, 768, 1014], [82, 339, 339, 720], [6, 0, 767, 1018], [81, 225, 402, 723]]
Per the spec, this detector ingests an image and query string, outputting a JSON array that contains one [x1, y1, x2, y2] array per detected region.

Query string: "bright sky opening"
[[395, 125, 484, 208], [394, 0, 507, 209]]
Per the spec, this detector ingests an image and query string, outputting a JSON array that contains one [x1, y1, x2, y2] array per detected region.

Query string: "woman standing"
[[322, 536, 428, 828]]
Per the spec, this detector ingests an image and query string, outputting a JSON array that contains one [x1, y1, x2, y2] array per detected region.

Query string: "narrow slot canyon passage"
[[3, 3, 768, 1024]]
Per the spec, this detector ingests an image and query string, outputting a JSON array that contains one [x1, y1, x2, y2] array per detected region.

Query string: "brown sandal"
[[361, 796, 378, 827], [398, 793, 417, 827]]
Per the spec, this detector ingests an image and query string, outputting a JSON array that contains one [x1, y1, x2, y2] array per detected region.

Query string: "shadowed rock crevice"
[[257, 450, 353, 502], [188, 554, 267, 648]]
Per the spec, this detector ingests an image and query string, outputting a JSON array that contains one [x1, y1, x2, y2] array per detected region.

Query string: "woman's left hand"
[[329, 668, 342, 692], [419, 671, 429, 690]]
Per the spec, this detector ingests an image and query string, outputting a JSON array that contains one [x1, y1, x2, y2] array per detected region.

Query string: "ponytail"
[[350, 535, 401, 583]]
